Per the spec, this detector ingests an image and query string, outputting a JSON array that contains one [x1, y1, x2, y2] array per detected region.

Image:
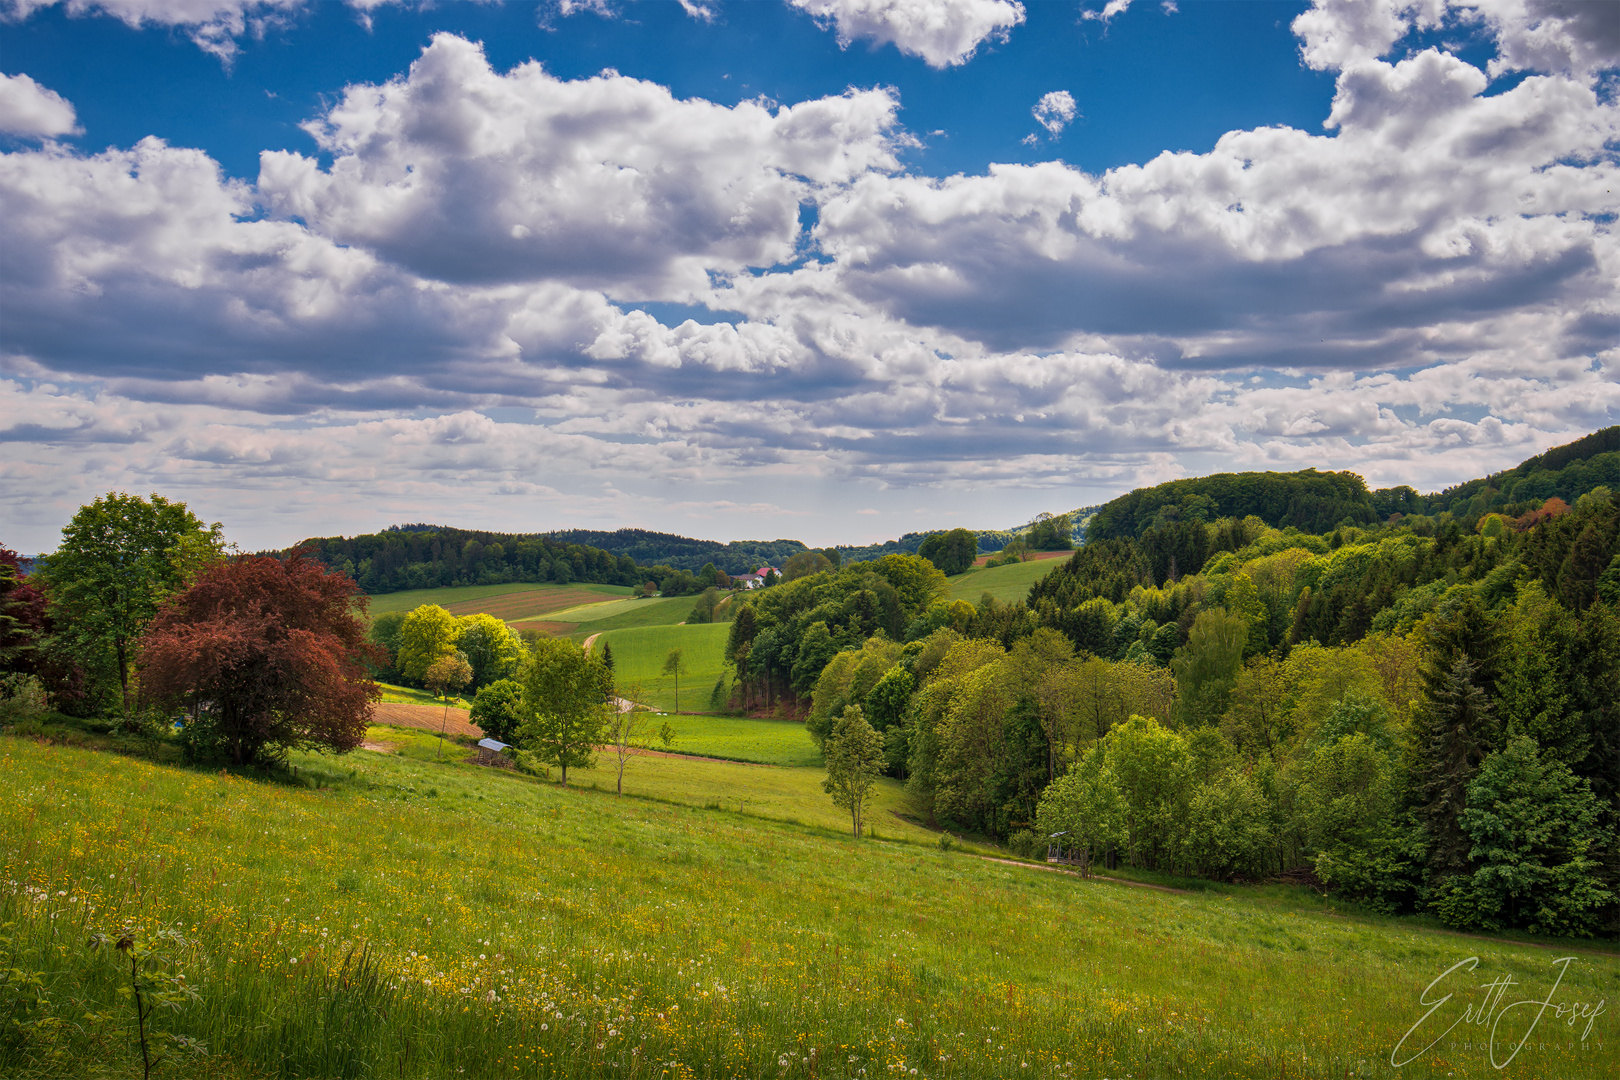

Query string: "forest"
[[288, 524, 737, 597], [723, 430, 1620, 937]]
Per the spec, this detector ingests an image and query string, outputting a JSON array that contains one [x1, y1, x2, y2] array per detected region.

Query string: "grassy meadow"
[[593, 623, 732, 714], [946, 555, 1067, 604], [637, 713, 824, 768], [4, 730, 1616, 1080]]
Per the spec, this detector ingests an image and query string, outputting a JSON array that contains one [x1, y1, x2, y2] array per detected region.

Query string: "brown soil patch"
[[372, 702, 484, 739], [361, 740, 399, 753], [439, 587, 612, 621]]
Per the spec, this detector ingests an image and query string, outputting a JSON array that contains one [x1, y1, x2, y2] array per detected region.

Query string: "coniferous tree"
[[1412, 655, 1496, 881]]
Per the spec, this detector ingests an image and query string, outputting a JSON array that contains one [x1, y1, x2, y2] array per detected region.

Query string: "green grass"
[[375, 681, 469, 708], [946, 555, 1068, 603], [553, 595, 682, 625], [565, 595, 697, 637], [630, 712, 822, 768], [365, 581, 630, 619], [594, 622, 732, 713], [4, 732, 1616, 1080]]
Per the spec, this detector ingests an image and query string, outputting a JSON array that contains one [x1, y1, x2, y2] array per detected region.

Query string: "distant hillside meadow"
[[3, 427, 1619, 1077]]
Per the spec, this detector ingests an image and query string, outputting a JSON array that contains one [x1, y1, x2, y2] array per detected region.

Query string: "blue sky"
[[2, 0, 1617, 553]]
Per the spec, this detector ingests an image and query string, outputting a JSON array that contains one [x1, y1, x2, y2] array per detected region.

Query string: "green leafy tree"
[[519, 638, 612, 785], [686, 587, 722, 624], [397, 604, 460, 684], [1027, 513, 1074, 551], [661, 647, 688, 713], [455, 613, 526, 690], [40, 492, 223, 714], [1103, 714, 1194, 869], [779, 550, 833, 582], [469, 678, 525, 742], [1430, 736, 1614, 935], [1171, 607, 1247, 726], [1182, 768, 1275, 879], [367, 611, 407, 678], [1035, 744, 1124, 876], [823, 705, 885, 837], [918, 529, 978, 574]]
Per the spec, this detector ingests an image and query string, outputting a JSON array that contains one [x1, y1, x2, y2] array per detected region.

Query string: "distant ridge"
[[541, 528, 807, 575]]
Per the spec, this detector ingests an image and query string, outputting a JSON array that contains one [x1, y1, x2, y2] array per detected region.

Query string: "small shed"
[[1047, 830, 1093, 878], [475, 738, 511, 765]]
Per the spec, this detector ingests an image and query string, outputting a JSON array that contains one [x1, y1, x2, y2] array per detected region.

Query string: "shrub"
[[0, 673, 47, 724]]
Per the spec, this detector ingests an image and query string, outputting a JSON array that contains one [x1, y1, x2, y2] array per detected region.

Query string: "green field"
[[5, 732, 1615, 1080], [632, 712, 823, 768], [947, 554, 1068, 603], [564, 595, 694, 636], [365, 581, 631, 620], [593, 622, 732, 713]]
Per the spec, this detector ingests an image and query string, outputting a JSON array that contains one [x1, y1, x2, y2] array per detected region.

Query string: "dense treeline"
[[542, 528, 807, 575], [1087, 469, 1378, 540], [724, 555, 950, 707], [721, 433, 1620, 936], [289, 525, 643, 594], [290, 525, 749, 597], [1399, 425, 1620, 521]]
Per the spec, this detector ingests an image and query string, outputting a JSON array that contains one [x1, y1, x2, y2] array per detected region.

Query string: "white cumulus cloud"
[[1032, 90, 1077, 136], [4, 0, 308, 61], [256, 34, 907, 298], [0, 72, 79, 137], [788, 0, 1025, 68], [1293, 0, 1620, 77]]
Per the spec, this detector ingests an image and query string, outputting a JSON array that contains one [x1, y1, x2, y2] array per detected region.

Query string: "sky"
[[1, 0, 1617, 555]]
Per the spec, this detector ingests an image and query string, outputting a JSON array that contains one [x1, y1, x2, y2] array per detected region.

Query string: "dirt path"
[[372, 702, 484, 739], [583, 632, 601, 651], [618, 746, 775, 768], [969, 852, 1190, 893]]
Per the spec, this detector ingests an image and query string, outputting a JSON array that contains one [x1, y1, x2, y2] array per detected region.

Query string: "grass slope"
[[595, 622, 731, 714], [641, 713, 824, 768], [946, 554, 1068, 603], [5, 734, 1614, 1080], [366, 582, 631, 620]]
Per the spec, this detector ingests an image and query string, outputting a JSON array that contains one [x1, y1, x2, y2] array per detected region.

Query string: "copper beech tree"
[[139, 552, 381, 766]]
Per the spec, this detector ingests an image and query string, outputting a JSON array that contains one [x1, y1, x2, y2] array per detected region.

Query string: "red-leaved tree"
[[140, 551, 381, 766]]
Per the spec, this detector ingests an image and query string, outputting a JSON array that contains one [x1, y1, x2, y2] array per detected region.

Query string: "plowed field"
[[371, 702, 483, 739], [437, 588, 614, 621]]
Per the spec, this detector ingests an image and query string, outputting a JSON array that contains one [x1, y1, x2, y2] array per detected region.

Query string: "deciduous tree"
[[469, 677, 525, 743], [662, 647, 688, 713], [41, 493, 223, 714], [823, 705, 884, 837], [139, 552, 379, 766], [397, 604, 459, 683], [455, 613, 525, 690], [519, 638, 612, 785]]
